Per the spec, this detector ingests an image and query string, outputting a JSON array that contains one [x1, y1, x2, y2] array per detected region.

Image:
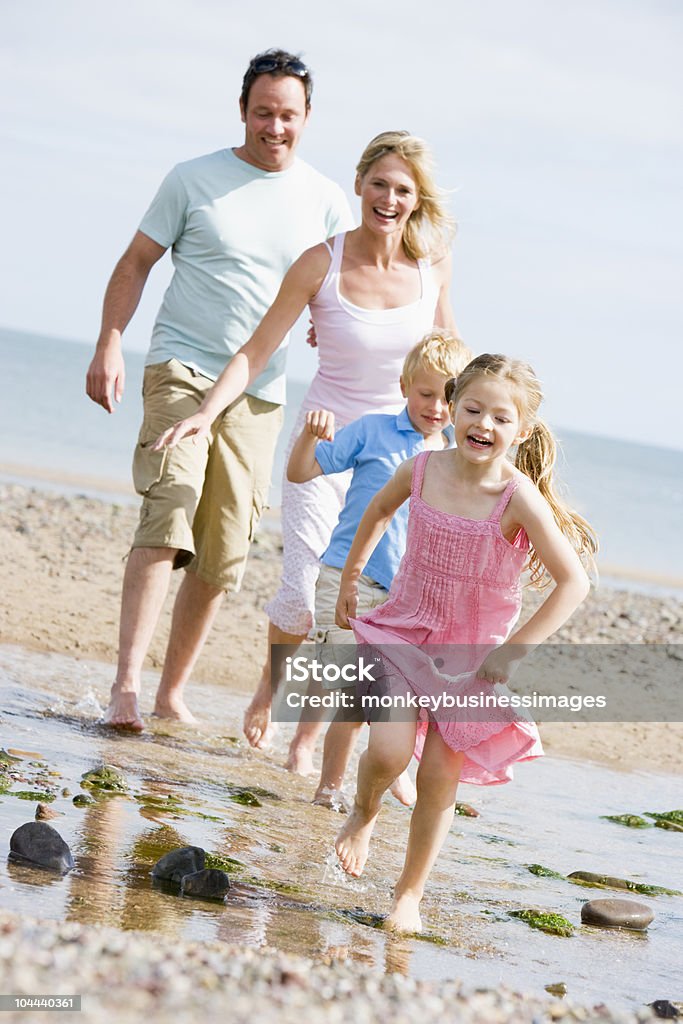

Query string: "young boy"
[[286, 331, 472, 809]]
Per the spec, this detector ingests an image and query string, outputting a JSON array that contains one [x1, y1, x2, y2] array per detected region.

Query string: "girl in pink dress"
[[333, 353, 597, 933]]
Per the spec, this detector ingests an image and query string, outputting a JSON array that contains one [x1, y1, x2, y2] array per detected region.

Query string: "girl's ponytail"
[[516, 419, 598, 587]]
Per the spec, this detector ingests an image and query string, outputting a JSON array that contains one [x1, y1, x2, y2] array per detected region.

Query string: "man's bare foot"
[[312, 786, 351, 813], [284, 742, 316, 776], [152, 696, 197, 724], [389, 770, 417, 807], [243, 682, 277, 749], [102, 691, 144, 732], [385, 892, 422, 933], [335, 801, 379, 877]]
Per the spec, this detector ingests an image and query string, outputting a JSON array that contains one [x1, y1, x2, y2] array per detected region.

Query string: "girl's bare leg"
[[386, 730, 464, 933], [244, 622, 305, 749], [335, 718, 416, 877]]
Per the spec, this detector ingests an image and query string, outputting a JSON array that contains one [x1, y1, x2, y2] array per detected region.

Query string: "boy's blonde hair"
[[401, 330, 473, 388]]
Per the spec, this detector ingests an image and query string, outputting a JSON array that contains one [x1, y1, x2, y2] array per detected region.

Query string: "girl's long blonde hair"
[[356, 130, 455, 262], [446, 354, 598, 587]]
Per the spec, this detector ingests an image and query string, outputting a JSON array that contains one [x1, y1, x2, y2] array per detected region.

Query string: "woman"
[[155, 131, 457, 769]]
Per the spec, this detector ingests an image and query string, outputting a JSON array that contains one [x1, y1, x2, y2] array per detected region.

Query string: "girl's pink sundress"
[[351, 450, 544, 785]]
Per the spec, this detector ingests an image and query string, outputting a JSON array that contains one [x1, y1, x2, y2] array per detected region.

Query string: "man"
[[86, 49, 354, 730]]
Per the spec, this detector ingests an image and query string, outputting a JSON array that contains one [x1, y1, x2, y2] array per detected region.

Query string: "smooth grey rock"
[[151, 846, 205, 883], [580, 897, 654, 930], [180, 868, 230, 900], [9, 822, 74, 873]]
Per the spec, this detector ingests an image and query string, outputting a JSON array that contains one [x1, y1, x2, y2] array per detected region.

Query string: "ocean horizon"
[[2, 326, 682, 596]]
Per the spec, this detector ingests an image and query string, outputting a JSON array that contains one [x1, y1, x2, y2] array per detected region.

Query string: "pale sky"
[[1, 0, 682, 447]]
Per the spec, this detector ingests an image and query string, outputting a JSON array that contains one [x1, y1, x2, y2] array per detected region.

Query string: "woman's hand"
[[335, 579, 358, 629], [305, 409, 335, 441], [152, 411, 212, 451]]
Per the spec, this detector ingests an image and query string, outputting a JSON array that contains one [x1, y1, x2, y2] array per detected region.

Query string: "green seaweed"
[[567, 870, 681, 897], [645, 810, 683, 826], [655, 820, 683, 833], [601, 814, 652, 829], [12, 790, 56, 802], [204, 852, 246, 873], [229, 791, 262, 807], [510, 909, 574, 937], [0, 750, 21, 765], [81, 765, 127, 793], [528, 864, 565, 879]]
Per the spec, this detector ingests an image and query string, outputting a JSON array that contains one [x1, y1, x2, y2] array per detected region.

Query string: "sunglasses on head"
[[248, 56, 309, 79]]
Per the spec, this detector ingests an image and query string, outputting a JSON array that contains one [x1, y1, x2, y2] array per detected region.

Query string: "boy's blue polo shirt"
[[314, 408, 454, 591]]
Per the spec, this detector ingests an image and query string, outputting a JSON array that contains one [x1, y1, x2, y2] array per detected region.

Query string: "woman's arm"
[[335, 459, 413, 628], [152, 245, 330, 450], [431, 250, 459, 334], [477, 479, 591, 683], [287, 410, 335, 483]]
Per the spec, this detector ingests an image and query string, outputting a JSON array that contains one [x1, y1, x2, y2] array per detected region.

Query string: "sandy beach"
[[2, 481, 681, 773]]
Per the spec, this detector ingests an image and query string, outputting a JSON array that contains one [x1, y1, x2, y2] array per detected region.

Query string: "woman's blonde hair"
[[356, 131, 455, 261], [445, 354, 598, 587]]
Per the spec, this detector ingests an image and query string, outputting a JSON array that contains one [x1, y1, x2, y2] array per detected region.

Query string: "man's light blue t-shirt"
[[314, 408, 454, 591], [139, 148, 354, 404]]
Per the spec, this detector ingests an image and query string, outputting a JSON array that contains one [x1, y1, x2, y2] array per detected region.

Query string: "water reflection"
[[1, 644, 682, 1010]]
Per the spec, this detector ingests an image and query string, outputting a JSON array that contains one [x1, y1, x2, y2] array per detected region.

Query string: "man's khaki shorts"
[[311, 563, 388, 645], [131, 358, 283, 592]]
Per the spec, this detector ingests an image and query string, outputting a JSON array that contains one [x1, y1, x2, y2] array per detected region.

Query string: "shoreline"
[[2, 480, 682, 775], [2, 466, 683, 598]]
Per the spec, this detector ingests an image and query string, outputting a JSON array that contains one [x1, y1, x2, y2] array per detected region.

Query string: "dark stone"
[[180, 868, 230, 900], [151, 846, 205, 883], [580, 898, 654, 930], [80, 765, 127, 792], [72, 794, 94, 807], [9, 822, 74, 874], [650, 1001, 681, 1020]]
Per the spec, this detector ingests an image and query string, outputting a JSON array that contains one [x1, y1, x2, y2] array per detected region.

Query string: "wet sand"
[[2, 481, 681, 774]]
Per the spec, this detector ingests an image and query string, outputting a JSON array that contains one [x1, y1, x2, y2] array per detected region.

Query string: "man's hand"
[[152, 412, 212, 451], [335, 580, 358, 629], [86, 344, 125, 413], [305, 318, 317, 348], [305, 408, 335, 441]]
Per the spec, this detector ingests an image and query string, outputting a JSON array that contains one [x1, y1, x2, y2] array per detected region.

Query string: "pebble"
[[0, 909, 658, 1024], [152, 846, 206, 884], [180, 869, 231, 900], [9, 822, 74, 874], [35, 802, 60, 820], [580, 899, 654, 930]]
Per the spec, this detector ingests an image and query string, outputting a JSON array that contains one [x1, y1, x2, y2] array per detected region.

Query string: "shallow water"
[[1, 644, 681, 1009]]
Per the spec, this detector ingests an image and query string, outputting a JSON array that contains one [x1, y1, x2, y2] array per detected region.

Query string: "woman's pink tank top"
[[303, 232, 440, 422]]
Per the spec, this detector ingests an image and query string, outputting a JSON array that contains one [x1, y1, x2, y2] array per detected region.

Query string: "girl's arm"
[[152, 245, 330, 450], [478, 479, 591, 683], [287, 410, 335, 483], [335, 459, 413, 628]]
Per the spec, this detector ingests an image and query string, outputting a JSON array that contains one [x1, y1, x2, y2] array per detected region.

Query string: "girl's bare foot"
[[389, 770, 417, 807], [335, 801, 379, 877], [102, 690, 144, 732], [152, 697, 197, 724], [385, 892, 422, 933]]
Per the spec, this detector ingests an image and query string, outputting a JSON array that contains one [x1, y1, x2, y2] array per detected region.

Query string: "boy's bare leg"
[[313, 720, 363, 808], [244, 622, 305, 749], [285, 719, 325, 775], [104, 547, 176, 730], [335, 719, 416, 877], [153, 570, 224, 722], [386, 732, 464, 934]]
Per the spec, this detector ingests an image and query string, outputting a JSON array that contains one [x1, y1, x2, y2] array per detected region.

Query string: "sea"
[[1, 326, 682, 596]]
